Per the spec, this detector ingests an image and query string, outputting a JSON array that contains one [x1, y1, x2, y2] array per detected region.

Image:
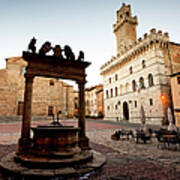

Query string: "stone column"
[[78, 81, 89, 149], [17, 74, 34, 154]]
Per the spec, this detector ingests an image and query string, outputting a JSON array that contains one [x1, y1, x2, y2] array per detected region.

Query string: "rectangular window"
[[17, 101, 24, 115], [115, 74, 118, 81], [48, 106, 54, 116], [49, 80, 55, 86], [150, 98, 153, 106], [115, 87, 118, 96], [177, 77, 180, 84], [106, 90, 109, 99], [111, 89, 113, 97], [109, 77, 111, 84], [134, 101, 137, 108]]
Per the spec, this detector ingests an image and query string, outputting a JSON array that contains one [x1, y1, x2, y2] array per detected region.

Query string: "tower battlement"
[[113, 3, 138, 53], [113, 3, 138, 33]]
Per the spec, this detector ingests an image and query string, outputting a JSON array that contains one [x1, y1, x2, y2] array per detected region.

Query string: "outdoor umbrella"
[[140, 105, 147, 132], [167, 107, 177, 131]]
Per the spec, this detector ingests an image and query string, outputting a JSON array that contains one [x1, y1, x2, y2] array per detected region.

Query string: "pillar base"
[[79, 136, 90, 150], [17, 138, 32, 155]]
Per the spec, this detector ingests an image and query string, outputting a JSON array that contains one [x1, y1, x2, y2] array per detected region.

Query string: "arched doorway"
[[123, 101, 129, 120]]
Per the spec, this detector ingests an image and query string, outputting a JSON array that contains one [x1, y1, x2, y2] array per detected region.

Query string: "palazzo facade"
[[100, 4, 180, 125], [0, 57, 74, 118]]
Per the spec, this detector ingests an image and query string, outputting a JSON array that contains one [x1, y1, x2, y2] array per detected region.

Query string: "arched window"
[[109, 77, 111, 84], [148, 74, 154, 87], [134, 101, 137, 108], [132, 80, 136, 91], [115, 87, 118, 96], [106, 90, 109, 98], [120, 85, 123, 95], [129, 66, 133, 74], [49, 80, 55, 86], [125, 83, 129, 93], [149, 98, 153, 106], [126, 11, 129, 16], [115, 74, 118, 81], [139, 77, 145, 89], [111, 88, 113, 97], [142, 60, 146, 68]]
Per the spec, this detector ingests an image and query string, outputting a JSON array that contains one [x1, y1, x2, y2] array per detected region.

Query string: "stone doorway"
[[123, 101, 129, 120], [17, 101, 24, 115]]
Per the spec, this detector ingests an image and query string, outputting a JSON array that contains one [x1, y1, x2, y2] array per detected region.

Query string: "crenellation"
[[150, 28, 156, 34], [138, 37, 142, 42], [163, 32, 169, 41], [144, 33, 148, 39], [164, 32, 169, 37], [158, 30, 162, 35]]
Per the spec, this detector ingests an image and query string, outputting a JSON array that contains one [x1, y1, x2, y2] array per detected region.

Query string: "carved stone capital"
[[24, 74, 35, 82], [77, 80, 87, 86]]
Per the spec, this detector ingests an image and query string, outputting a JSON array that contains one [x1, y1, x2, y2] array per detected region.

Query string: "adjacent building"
[[0, 57, 74, 118], [170, 73, 180, 126], [100, 3, 180, 125], [96, 86, 104, 118], [73, 90, 79, 117], [85, 84, 104, 118]]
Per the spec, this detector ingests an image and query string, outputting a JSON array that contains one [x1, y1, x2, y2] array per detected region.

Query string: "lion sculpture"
[[53, 45, 63, 59], [28, 37, 36, 54], [77, 51, 84, 61], [64, 45, 75, 60], [39, 41, 52, 55]]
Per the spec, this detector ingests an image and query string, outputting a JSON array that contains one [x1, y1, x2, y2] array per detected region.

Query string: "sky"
[[0, 0, 179, 89]]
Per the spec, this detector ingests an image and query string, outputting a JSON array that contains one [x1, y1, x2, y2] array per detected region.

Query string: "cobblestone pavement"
[[0, 120, 180, 179], [87, 129, 180, 179]]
